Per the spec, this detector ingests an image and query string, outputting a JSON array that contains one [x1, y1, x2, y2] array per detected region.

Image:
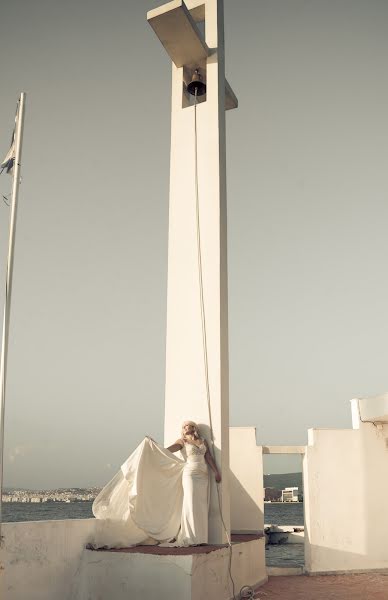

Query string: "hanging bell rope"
[[193, 76, 264, 600]]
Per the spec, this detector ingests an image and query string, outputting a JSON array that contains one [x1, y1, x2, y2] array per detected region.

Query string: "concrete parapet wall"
[[304, 422, 388, 573], [229, 427, 264, 533], [74, 539, 267, 600], [1, 520, 267, 600], [1, 518, 96, 600]]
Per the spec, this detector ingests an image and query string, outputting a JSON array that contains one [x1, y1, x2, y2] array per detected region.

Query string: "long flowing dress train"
[[91, 437, 209, 548]]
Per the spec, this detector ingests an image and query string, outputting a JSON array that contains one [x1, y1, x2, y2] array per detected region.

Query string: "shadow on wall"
[[229, 469, 264, 533], [229, 428, 264, 534], [361, 422, 388, 569], [197, 422, 227, 530], [306, 543, 388, 574]]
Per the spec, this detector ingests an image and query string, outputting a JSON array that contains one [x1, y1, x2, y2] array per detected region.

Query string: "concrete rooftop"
[[255, 573, 388, 600]]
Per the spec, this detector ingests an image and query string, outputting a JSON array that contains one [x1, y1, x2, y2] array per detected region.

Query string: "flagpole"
[[0, 92, 26, 543]]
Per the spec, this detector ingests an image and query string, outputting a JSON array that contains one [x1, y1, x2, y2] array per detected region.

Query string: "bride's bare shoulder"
[[166, 439, 184, 453]]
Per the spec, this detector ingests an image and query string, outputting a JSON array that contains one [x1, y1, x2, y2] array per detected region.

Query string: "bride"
[[91, 421, 221, 548]]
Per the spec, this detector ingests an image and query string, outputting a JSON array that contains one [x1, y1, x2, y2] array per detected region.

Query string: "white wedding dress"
[[91, 437, 209, 548]]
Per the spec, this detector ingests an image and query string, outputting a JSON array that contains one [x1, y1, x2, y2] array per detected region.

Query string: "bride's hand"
[[215, 471, 221, 483]]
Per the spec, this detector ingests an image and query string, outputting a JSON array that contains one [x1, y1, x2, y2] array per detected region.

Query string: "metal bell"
[[187, 69, 206, 97]]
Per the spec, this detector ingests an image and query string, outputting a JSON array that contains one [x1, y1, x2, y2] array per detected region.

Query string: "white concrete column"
[[148, 0, 237, 544], [163, 0, 229, 544]]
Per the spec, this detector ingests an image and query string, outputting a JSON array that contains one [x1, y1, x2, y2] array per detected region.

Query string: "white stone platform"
[[74, 534, 267, 600]]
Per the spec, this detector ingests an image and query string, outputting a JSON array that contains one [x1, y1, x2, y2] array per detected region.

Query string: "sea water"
[[3, 501, 304, 567]]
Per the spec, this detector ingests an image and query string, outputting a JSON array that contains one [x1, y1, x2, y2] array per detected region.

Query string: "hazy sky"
[[1, 0, 388, 488]]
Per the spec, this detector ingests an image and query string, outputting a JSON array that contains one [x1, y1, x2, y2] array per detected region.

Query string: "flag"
[[0, 134, 15, 174], [0, 102, 19, 175]]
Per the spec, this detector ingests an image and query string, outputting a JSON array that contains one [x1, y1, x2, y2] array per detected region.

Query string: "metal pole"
[[0, 92, 26, 544]]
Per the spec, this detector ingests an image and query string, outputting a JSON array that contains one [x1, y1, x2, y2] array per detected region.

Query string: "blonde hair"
[[181, 421, 200, 441]]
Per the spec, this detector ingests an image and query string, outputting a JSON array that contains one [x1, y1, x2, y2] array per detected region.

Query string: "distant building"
[[281, 487, 299, 502], [264, 487, 282, 502]]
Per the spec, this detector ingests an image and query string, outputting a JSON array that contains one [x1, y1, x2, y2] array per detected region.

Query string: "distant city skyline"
[[1, 0, 388, 488]]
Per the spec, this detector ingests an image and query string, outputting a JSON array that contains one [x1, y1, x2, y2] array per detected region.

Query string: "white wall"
[[229, 427, 264, 533], [304, 420, 388, 573], [192, 539, 267, 599], [2, 518, 267, 600], [75, 550, 193, 600], [1, 518, 96, 600], [76, 538, 266, 600], [354, 393, 388, 424]]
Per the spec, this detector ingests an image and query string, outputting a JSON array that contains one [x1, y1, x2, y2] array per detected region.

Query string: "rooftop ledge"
[[353, 393, 388, 424], [87, 533, 264, 556]]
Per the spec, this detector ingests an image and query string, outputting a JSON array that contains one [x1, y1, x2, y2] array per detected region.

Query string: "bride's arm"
[[204, 440, 222, 482], [166, 439, 184, 453]]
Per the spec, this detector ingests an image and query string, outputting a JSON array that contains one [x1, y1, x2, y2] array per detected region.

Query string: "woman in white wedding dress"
[[91, 421, 221, 548], [167, 421, 221, 545]]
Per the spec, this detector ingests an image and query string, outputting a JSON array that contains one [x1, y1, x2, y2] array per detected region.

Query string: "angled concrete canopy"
[[147, 0, 238, 111], [147, 0, 209, 67]]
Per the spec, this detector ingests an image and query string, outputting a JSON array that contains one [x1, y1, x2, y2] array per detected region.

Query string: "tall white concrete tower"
[[148, 0, 237, 544]]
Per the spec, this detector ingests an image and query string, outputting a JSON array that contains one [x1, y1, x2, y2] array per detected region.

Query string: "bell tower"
[[148, 0, 237, 544]]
